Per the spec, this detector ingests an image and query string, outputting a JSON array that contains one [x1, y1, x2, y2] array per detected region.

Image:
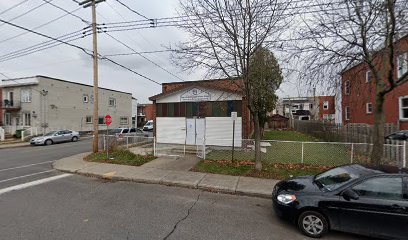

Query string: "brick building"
[[149, 78, 251, 146], [0, 86, 2, 126], [341, 35, 408, 129], [136, 103, 155, 127], [318, 96, 336, 122]]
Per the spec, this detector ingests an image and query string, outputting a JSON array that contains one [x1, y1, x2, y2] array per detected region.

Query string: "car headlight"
[[277, 194, 296, 204]]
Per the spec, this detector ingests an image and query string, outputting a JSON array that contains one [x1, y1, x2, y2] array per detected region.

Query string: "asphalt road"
[[0, 138, 367, 240], [0, 175, 367, 240], [0, 138, 91, 189]]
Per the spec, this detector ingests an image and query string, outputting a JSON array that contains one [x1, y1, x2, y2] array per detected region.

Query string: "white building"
[[0, 76, 133, 134]]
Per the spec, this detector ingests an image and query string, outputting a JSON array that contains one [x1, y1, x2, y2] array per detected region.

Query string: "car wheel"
[[297, 211, 328, 238], [45, 139, 53, 146], [72, 136, 78, 142]]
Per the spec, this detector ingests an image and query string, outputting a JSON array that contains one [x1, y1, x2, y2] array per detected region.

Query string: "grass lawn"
[[85, 149, 156, 166], [263, 130, 317, 142], [205, 130, 357, 166], [192, 160, 331, 180]]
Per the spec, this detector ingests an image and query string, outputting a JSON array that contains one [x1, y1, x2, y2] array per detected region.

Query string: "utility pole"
[[79, 0, 105, 153]]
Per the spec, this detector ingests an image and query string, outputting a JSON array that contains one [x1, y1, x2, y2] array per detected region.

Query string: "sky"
[[0, 0, 302, 103]]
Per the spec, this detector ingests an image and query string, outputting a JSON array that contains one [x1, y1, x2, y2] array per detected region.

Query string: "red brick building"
[[137, 103, 155, 127], [341, 35, 408, 129], [149, 78, 252, 146], [318, 96, 336, 122]]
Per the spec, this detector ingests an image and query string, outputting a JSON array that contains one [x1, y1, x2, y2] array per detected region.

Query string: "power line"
[[0, 17, 161, 85], [102, 31, 185, 82], [0, 0, 55, 28], [0, 0, 30, 16], [0, 6, 83, 45], [41, 0, 90, 24], [114, 0, 151, 21]]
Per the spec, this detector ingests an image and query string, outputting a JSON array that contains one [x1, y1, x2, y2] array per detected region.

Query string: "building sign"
[[180, 88, 211, 102]]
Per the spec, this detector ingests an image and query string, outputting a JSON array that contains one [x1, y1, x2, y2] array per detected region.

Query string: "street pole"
[[79, 0, 104, 153]]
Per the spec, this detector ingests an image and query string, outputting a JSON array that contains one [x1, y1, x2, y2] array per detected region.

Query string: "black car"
[[272, 164, 408, 239], [385, 131, 408, 141]]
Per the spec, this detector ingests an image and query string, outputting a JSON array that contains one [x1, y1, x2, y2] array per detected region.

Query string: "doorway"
[[186, 118, 205, 145]]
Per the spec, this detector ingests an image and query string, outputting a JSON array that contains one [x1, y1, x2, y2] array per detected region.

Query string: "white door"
[[195, 118, 205, 145], [186, 118, 206, 145], [186, 118, 196, 145]]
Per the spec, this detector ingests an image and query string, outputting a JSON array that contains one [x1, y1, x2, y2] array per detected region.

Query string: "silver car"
[[30, 130, 80, 145]]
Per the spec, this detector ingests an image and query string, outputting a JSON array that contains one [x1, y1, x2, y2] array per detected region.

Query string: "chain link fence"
[[204, 139, 407, 168], [99, 135, 154, 155]]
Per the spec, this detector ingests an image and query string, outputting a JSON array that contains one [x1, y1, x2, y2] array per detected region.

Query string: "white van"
[[143, 120, 154, 131]]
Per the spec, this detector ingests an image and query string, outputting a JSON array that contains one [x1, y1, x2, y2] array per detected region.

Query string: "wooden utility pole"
[[79, 0, 104, 153]]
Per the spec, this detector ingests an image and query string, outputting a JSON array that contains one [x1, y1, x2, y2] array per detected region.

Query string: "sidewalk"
[[0, 142, 28, 149], [53, 153, 278, 198]]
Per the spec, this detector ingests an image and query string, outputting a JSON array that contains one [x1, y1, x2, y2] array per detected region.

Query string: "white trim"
[[366, 102, 372, 114], [323, 101, 329, 110], [344, 80, 350, 95], [399, 96, 408, 120], [365, 70, 372, 83], [345, 106, 350, 120]]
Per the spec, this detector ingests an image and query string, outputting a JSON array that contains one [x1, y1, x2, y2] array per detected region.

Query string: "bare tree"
[[297, 0, 408, 165], [172, 0, 291, 170]]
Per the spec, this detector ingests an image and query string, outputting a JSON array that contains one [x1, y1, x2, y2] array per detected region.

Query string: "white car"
[[30, 130, 80, 145], [143, 120, 153, 131]]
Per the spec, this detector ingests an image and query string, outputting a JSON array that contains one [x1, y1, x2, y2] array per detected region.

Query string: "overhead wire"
[[0, 0, 30, 16]]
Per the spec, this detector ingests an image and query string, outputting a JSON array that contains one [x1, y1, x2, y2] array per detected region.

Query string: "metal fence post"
[[403, 141, 407, 168], [126, 136, 129, 149], [351, 143, 354, 164], [103, 135, 106, 151], [301, 142, 304, 163], [153, 136, 157, 156]]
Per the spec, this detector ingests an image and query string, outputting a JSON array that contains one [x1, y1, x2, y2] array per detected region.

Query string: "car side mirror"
[[342, 189, 359, 201]]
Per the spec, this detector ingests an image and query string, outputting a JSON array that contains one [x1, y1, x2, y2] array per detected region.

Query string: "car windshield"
[[314, 165, 378, 191], [145, 122, 152, 126], [44, 131, 57, 136], [107, 129, 122, 134]]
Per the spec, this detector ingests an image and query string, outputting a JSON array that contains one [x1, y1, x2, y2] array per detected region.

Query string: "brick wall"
[[341, 35, 408, 130], [318, 96, 335, 119], [0, 88, 2, 126]]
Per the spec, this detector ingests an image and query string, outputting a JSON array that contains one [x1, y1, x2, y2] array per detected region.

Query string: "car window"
[[314, 165, 369, 191], [44, 131, 57, 136], [64, 130, 72, 134], [404, 177, 408, 199], [122, 129, 129, 133], [352, 177, 403, 200], [130, 128, 136, 133]]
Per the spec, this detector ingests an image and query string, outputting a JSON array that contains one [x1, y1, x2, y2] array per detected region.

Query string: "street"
[[0, 139, 366, 240]]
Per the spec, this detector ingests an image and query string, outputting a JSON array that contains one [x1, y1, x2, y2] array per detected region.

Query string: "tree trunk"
[[370, 93, 385, 166], [254, 112, 262, 171]]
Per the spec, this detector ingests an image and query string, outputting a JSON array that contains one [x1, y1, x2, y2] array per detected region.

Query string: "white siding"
[[156, 117, 186, 144], [206, 117, 242, 147], [156, 87, 242, 103]]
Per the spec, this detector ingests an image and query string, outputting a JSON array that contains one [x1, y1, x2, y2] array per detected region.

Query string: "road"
[[0, 138, 91, 189], [0, 139, 366, 240]]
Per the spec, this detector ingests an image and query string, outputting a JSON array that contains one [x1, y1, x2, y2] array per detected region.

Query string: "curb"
[[55, 166, 273, 199]]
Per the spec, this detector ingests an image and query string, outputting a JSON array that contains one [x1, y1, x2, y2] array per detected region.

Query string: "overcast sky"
[[0, 0, 301, 103]]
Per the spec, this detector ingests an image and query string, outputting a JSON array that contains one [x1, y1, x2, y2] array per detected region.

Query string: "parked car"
[[30, 130, 80, 145], [143, 120, 153, 131], [107, 128, 147, 138], [385, 130, 408, 141], [272, 164, 408, 239]]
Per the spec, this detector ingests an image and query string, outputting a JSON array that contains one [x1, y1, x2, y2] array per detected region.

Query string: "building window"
[[23, 112, 31, 126], [366, 102, 372, 114], [365, 70, 372, 83], [86, 116, 92, 124], [120, 117, 129, 125], [98, 116, 105, 125], [21, 89, 32, 103], [344, 80, 350, 95], [323, 101, 329, 110], [398, 52, 408, 78], [309, 103, 313, 109], [323, 114, 328, 120], [109, 98, 116, 107], [345, 106, 350, 120], [83, 94, 89, 103], [400, 97, 408, 120]]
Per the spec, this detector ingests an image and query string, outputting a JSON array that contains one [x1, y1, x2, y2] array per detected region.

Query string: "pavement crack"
[[163, 193, 201, 240]]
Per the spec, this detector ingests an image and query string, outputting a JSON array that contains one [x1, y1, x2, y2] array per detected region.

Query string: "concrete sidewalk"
[[53, 153, 278, 198]]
